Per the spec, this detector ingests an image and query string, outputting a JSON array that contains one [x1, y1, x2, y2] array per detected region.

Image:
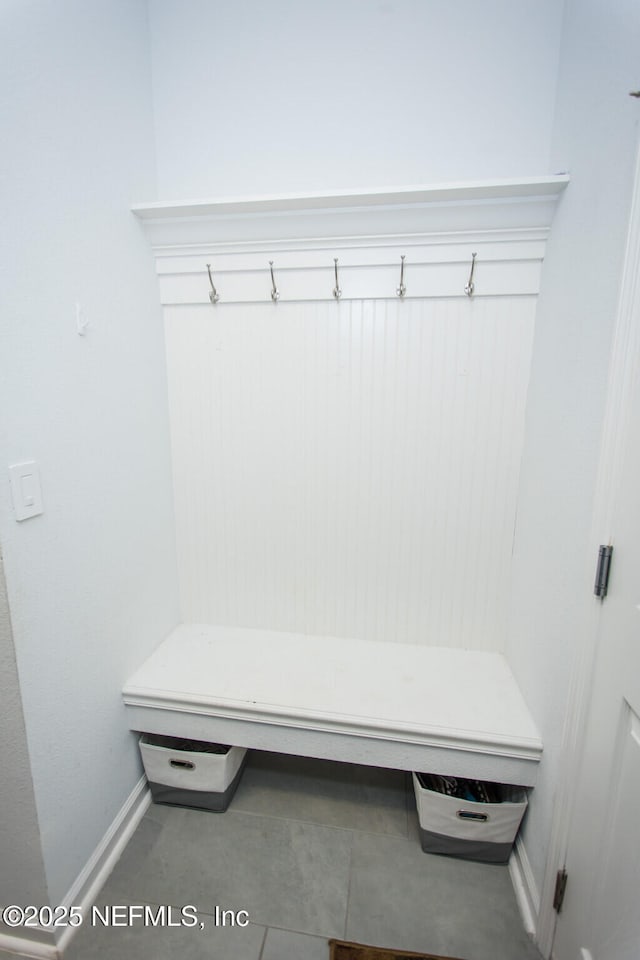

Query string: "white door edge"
[[535, 132, 640, 958]]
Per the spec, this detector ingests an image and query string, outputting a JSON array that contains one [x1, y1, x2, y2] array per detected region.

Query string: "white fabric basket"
[[139, 734, 247, 811], [412, 772, 527, 862]]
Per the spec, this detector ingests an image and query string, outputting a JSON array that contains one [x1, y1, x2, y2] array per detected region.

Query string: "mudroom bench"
[[122, 624, 542, 787]]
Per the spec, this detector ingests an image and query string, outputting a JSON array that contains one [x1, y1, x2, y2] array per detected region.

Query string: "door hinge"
[[553, 868, 568, 912], [593, 544, 613, 599]]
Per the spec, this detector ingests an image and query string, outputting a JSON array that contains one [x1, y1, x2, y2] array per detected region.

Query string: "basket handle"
[[457, 809, 488, 822], [169, 758, 195, 771]]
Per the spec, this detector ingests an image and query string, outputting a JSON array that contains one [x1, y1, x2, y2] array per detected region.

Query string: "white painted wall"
[[147, 0, 564, 199], [0, 552, 51, 940], [506, 0, 640, 902], [0, 1, 179, 906]]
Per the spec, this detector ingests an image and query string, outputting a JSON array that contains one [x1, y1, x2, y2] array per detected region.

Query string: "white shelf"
[[132, 176, 569, 253], [132, 175, 569, 221]]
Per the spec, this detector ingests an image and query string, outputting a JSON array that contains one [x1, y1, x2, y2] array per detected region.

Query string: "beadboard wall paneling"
[[165, 296, 535, 651]]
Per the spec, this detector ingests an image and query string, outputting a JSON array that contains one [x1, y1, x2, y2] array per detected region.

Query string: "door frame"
[[535, 135, 640, 957]]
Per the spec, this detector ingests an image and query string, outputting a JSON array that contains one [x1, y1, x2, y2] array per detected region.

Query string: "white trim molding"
[[54, 775, 151, 955], [0, 932, 57, 960], [151, 232, 548, 305], [132, 176, 568, 304], [0, 777, 150, 959], [509, 834, 541, 938], [132, 176, 570, 221]]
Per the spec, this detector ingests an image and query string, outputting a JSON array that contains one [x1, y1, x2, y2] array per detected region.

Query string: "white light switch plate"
[[9, 461, 44, 521]]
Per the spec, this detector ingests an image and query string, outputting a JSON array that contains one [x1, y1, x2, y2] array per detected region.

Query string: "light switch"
[[9, 461, 44, 521]]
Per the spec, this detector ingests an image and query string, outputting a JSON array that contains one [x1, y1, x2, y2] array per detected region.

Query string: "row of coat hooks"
[[206, 252, 478, 304]]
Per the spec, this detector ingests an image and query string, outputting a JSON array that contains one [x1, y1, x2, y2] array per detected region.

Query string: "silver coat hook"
[[206, 263, 219, 304], [269, 261, 280, 302], [396, 255, 406, 298], [464, 252, 477, 297], [333, 258, 342, 300]]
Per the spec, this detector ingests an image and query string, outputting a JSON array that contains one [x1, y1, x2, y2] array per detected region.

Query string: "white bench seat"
[[122, 624, 542, 786]]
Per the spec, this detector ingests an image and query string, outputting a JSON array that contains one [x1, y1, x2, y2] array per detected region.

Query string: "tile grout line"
[[257, 924, 268, 960], [343, 829, 356, 942], [258, 923, 335, 958], [225, 804, 415, 845]]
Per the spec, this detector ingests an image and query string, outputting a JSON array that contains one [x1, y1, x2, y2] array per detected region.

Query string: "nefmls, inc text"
[[91, 904, 249, 927]]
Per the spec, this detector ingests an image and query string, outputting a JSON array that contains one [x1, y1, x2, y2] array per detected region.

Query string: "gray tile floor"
[[58, 753, 542, 960]]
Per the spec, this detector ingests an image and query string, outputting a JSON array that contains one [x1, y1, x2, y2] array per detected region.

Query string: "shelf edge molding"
[[132, 175, 569, 301], [132, 175, 569, 222]]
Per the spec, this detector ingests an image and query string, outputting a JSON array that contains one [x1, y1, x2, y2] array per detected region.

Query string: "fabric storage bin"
[[412, 772, 527, 863], [139, 733, 247, 812]]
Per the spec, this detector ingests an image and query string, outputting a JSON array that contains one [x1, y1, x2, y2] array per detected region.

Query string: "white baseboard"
[[55, 776, 151, 954], [509, 834, 541, 939], [0, 932, 57, 959], [0, 776, 150, 959]]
